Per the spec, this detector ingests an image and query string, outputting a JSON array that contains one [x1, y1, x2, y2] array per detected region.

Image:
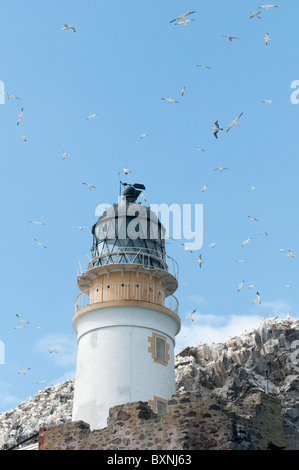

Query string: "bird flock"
[[5, 3, 296, 382], [163, 5, 295, 325]]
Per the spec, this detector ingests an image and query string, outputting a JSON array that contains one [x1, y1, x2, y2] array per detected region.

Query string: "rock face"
[[0, 319, 298, 450], [0, 380, 74, 450], [175, 318, 299, 450]]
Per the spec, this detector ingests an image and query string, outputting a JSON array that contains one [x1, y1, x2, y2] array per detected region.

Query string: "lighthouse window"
[[155, 337, 166, 363]]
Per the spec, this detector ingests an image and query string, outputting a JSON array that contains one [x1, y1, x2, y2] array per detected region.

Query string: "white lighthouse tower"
[[72, 184, 181, 430]]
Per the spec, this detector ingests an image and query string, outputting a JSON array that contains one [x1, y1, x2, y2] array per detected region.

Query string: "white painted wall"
[[72, 305, 180, 430]]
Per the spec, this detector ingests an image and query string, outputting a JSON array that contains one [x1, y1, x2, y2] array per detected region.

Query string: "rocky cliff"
[[0, 318, 298, 450]]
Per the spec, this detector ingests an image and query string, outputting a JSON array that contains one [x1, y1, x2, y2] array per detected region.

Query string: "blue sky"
[[0, 0, 298, 413]]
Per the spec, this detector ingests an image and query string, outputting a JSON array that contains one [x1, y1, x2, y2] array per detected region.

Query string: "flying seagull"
[[226, 113, 243, 132], [82, 182, 96, 190], [259, 4, 278, 9], [0, 90, 20, 100], [209, 242, 216, 248], [185, 310, 196, 321], [236, 259, 247, 263], [242, 237, 253, 247], [250, 11, 262, 19], [198, 254, 203, 268], [222, 35, 239, 42], [140, 133, 148, 139], [182, 243, 193, 254], [212, 121, 223, 139], [22, 135, 27, 142], [214, 167, 229, 172], [169, 11, 196, 25], [181, 86, 187, 96], [17, 108, 23, 126], [248, 216, 258, 221], [196, 65, 211, 69], [265, 33, 270, 45], [16, 314, 29, 324], [238, 281, 245, 292], [72, 226, 90, 231], [263, 99, 273, 103], [286, 250, 295, 258], [49, 349, 58, 354], [260, 230, 268, 236], [18, 368, 31, 375], [34, 239, 47, 248], [174, 19, 195, 26], [196, 147, 206, 152], [62, 24, 76, 32], [252, 292, 262, 304], [249, 185, 257, 190], [61, 151, 70, 160], [122, 167, 131, 175], [28, 220, 46, 225], [87, 113, 98, 120], [201, 185, 207, 192], [162, 98, 178, 104]]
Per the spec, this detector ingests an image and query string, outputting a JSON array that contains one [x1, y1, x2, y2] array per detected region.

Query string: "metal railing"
[[75, 282, 179, 315], [77, 247, 179, 280]]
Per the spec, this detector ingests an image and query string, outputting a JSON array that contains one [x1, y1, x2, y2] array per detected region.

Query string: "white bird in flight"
[[34, 239, 47, 248], [185, 310, 196, 322], [72, 226, 90, 231], [226, 113, 243, 132], [196, 147, 205, 152], [0, 90, 20, 100], [181, 86, 187, 96], [122, 168, 131, 175], [140, 133, 148, 139], [259, 4, 278, 9], [82, 182, 96, 190], [222, 35, 239, 42], [286, 250, 295, 258], [212, 121, 223, 139], [18, 368, 31, 375], [238, 281, 245, 292], [16, 314, 29, 324], [169, 11, 196, 25], [162, 97, 178, 104], [248, 216, 258, 221], [17, 108, 23, 126], [49, 349, 58, 354], [62, 24, 76, 32], [264, 33, 270, 45], [250, 11, 262, 19], [196, 65, 211, 69], [214, 167, 229, 172], [263, 99, 273, 104], [242, 237, 253, 247], [87, 113, 98, 120], [209, 242, 216, 248], [29, 220, 46, 225], [252, 292, 262, 304], [61, 151, 70, 160], [201, 185, 207, 192], [198, 254, 203, 268]]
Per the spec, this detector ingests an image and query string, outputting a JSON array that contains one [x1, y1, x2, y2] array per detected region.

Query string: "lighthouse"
[[72, 184, 181, 430]]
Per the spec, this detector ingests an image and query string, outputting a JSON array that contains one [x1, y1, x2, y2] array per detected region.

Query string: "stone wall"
[[39, 391, 287, 451]]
